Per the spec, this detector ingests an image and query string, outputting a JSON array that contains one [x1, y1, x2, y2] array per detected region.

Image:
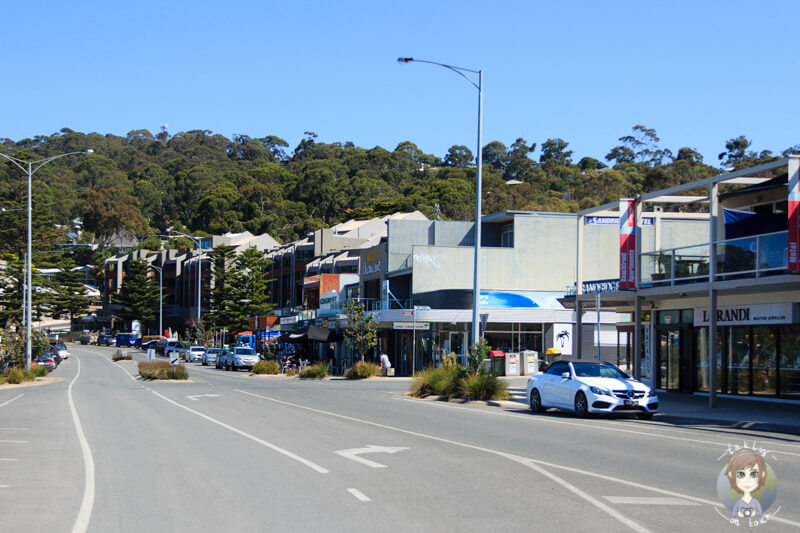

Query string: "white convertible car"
[[527, 360, 658, 419]]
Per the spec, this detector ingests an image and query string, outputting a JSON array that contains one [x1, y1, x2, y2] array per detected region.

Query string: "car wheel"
[[529, 389, 542, 413], [637, 412, 653, 420], [574, 391, 589, 418]]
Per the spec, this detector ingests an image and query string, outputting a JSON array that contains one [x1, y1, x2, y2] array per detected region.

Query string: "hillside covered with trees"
[[0, 125, 796, 259]]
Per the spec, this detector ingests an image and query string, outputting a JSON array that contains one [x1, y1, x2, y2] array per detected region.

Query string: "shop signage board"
[[393, 322, 429, 330], [619, 199, 636, 289], [789, 156, 800, 272], [693, 303, 796, 326]]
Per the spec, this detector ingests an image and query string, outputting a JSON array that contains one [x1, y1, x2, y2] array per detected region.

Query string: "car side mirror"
[[561, 372, 571, 380]]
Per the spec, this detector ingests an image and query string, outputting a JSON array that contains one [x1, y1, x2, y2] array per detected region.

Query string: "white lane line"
[[0, 394, 24, 408], [102, 356, 138, 383], [150, 390, 329, 474], [0, 440, 27, 444], [69, 356, 95, 533], [0, 428, 28, 431], [236, 390, 648, 532], [347, 488, 371, 502], [397, 398, 800, 457], [604, 497, 700, 506], [0, 485, 9, 488], [0, 458, 18, 461], [239, 389, 800, 530]]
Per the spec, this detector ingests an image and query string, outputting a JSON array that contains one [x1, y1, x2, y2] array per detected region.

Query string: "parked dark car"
[[33, 355, 57, 371], [95, 334, 114, 346], [79, 334, 91, 345], [46, 347, 63, 365]]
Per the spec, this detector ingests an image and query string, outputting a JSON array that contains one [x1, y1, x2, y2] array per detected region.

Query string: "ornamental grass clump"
[[344, 361, 380, 379], [252, 360, 281, 375], [410, 368, 436, 397], [430, 365, 467, 399], [299, 362, 329, 379], [5, 368, 25, 384], [28, 365, 48, 378], [460, 372, 509, 401], [112, 351, 132, 361], [138, 361, 188, 380]]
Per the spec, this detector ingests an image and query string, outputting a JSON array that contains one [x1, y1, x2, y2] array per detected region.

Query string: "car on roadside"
[[46, 347, 63, 366], [160, 340, 188, 361], [95, 334, 114, 346], [203, 347, 221, 366], [186, 346, 205, 363], [115, 332, 138, 348], [215, 348, 230, 369], [78, 333, 91, 345], [49, 342, 70, 360], [526, 360, 658, 419], [224, 346, 259, 372], [33, 354, 57, 371]]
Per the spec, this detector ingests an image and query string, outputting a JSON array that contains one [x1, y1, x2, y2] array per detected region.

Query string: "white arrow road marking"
[[347, 488, 371, 502], [605, 497, 700, 506], [336, 445, 408, 468], [186, 394, 222, 401]]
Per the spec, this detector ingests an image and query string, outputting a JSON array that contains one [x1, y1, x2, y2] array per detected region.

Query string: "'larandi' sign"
[[694, 303, 796, 326]]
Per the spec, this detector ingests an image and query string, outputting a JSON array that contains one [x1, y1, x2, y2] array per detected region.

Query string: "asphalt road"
[[2, 345, 799, 532]]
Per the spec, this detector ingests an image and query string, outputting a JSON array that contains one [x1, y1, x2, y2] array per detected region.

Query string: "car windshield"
[[572, 363, 629, 379], [190, 347, 204, 351], [207, 349, 220, 354], [235, 348, 256, 356]]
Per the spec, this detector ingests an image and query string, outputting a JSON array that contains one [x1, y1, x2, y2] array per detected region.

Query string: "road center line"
[[236, 389, 649, 532], [398, 398, 800, 457], [347, 488, 371, 502], [0, 428, 29, 431], [0, 458, 18, 461], [69, 356, 96, 533], [150, 390, 329, 474], [0, 394, 24, 408], [0, 440, 27, 444]]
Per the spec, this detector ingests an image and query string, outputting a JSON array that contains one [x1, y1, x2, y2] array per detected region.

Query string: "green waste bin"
[[489, 350, 505, 376]]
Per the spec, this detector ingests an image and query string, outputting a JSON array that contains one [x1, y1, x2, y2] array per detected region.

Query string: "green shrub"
[[138, 361, 188, 380], [410, 368, 436, 397], [430, 365, 467, 399], [461, 372, 510, 401], [5, 368, 24, 384], [112, 351, 132, 361], [253, 360, 281, 374], [299, 362, 329, 379], [344, 361, 380, 379], [27, 365, 48, 378]]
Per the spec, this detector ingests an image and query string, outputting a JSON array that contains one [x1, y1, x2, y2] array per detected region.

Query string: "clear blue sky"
[[2, 0, 797, 167]]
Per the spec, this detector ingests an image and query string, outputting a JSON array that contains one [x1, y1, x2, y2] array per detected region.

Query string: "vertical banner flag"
[[619, 199, 636, 289], [789, 157, 800, 272]]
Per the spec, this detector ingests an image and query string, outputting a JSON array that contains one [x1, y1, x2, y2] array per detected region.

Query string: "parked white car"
[[527, 361, 658, 419], [225, 347, 260, 372], [186, 346, 205, 363], [202, 348, 221, 366]]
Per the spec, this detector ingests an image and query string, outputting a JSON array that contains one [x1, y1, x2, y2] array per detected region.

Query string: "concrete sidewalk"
[[500, 376, 800, 436]]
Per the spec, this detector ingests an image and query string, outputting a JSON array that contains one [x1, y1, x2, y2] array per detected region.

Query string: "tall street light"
[[0, 149, 93, 370], [150, 264, 163, 337], [166, 231, 203, 332], [398, 57, 484, 347]]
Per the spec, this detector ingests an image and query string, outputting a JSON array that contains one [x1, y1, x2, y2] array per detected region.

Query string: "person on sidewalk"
[[379, 352, 392, 376]]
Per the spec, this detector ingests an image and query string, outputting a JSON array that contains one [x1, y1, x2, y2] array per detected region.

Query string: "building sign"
[[565, 279, 620, 296], [362, 259, 382, 275], [693, 303, 796, 326], [393, 322, 429, 330], [318, 291, 339, 316], [789, 156, 800, 272], [551, 323, 573, 355], [479, 291, 566, 310], [619, 199, 636, 289], [586, 216, 653, 226], [280, 316, 299, 325], [382, 280, 389, 310]]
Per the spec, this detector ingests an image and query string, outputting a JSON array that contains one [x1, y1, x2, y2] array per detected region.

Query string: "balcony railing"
[[640, 231, 788, 287]]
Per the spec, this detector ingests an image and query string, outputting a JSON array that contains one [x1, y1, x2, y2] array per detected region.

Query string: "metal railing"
[[640, 230, 788, 286]]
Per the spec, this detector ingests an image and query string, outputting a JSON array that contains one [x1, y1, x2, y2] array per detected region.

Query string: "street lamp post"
[[150, 264, 163, 337], [0, 149, 93, 370], [398, 57, 484, 347]]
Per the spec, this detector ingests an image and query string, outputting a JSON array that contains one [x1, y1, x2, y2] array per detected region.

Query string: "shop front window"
[[779, 325, 800, 397], [727, 327, 751, 395], [751, 326, 777, 395]]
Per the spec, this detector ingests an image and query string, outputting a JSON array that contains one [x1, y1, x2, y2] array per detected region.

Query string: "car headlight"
[[647, 390, 657, 398], [589, 386, 612, 397]]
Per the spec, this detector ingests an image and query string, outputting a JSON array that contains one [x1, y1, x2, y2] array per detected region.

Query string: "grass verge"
[[138, 361, 188, 380], [253, 360, 281, 374], [1, 365, 48, 385], [410, 366, 508, 401], [344, 361, 380, 379], [299, 362, 329, 379], [112, 351, 132, 361]]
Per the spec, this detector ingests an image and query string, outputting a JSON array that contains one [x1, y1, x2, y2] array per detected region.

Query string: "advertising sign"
[[551, 323, 573, 355], [619, 199, 636, 289], [693, 303, 796, 326], [789, 157, 800, 272]]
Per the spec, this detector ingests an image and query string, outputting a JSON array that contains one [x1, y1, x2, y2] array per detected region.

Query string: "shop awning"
[[307, 325, 343, 343]]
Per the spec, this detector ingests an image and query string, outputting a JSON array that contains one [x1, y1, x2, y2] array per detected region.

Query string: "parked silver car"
[[186, 346, 205, 363], [203, 348, 221, 366], [225, 347, 259, 372]]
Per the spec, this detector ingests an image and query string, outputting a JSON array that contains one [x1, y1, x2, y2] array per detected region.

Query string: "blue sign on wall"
[[479, 291, 566, 310]]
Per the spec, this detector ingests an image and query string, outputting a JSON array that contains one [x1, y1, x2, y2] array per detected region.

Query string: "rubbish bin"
[[505, 352, 521, 376], [489, 350, 505, 376], [522, 350, 539, 375], [545, 348, 562, 366]]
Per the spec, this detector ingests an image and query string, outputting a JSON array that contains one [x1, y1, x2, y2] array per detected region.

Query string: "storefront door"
[[657, 327, 693, 392], [449, 332, 466, 366]]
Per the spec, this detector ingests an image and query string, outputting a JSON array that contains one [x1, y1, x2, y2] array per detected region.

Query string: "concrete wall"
[[386, 220, 474, 271]]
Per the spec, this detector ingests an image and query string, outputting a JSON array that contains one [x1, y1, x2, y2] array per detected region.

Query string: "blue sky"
[[2, 1, 797, 167]]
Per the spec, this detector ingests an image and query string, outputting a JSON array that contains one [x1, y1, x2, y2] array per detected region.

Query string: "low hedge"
[[253, 360, 281, 374], [410, 366, 508, 401], [138, 361, 188, 380], [299, 362, 329, 379], [112, 351, 132, 361], [344, 361, 380, 379]]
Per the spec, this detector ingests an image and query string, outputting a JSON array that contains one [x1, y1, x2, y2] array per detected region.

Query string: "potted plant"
[[651, 251, 671, 280]]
